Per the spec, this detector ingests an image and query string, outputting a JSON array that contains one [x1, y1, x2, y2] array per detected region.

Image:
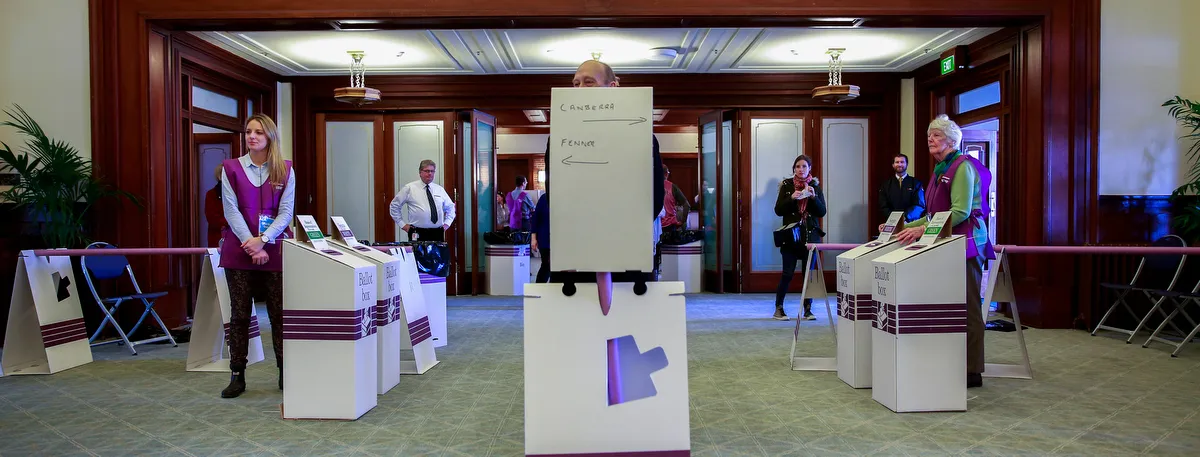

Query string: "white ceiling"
[[192, 27, 1000, 76]]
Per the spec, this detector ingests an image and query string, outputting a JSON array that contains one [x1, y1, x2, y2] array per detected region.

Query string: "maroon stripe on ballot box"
[[282, 308, 375, 341], [661, 245, 703, 255], [408, 316, 432, 345], [874, 302, 967, 335], [485, 247, 530, 257], [41, 318, 86, 348], [390, 295, 404, 323], [374, 298, 392, 325], [419, 274, 446, 285]]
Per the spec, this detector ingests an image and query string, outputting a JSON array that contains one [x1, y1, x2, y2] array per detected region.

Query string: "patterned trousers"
[[226, 269, 283, 373]]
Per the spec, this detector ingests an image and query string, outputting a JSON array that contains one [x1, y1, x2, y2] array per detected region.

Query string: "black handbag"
[[773, 222, 803, 247]]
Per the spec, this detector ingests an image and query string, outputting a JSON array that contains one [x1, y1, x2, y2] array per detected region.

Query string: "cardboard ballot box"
[[281, 216, 378, 420], [327, 216, 403, 395], [660, 241, 702, 293], [419, 273, 447, 348], [835, 239, 902, 389], [870, 214, 967, 413], [486, 245, 530, 296]]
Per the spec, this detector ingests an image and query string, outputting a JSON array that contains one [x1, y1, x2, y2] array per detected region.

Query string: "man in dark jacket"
[[878, 153, 926, 223]]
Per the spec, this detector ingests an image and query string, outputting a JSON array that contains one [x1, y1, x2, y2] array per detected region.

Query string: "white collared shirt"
[[389, 180, 457, 228], [220, 154, 296, 243]]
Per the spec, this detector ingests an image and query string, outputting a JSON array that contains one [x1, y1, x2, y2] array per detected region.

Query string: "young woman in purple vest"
[[772, 155, 827, 321], [217, 114, 296, 398], [892, 114, 996, 388]]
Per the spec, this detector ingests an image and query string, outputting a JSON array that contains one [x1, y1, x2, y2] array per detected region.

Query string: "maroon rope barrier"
[[808, 243, 1200, 255], [31, 248, 212, 257]]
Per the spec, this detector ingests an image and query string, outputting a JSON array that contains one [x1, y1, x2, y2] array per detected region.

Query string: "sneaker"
[[802, 313, 817, 321], [772, 308, 789, 321]]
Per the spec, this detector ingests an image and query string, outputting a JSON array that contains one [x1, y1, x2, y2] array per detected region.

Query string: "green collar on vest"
[[933, 150, 961, 177]]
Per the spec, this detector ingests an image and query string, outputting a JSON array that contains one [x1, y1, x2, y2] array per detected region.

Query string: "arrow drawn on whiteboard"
[[561, 155, 609, 166], [582, 117, 647, 125]]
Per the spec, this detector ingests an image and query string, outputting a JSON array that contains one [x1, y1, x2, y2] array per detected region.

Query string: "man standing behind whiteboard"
[[543, 59, 665, 282], [390, 159, 456, 242]]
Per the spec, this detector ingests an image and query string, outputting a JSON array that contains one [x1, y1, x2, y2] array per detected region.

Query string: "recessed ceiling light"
[[647, 47, 680, 61]]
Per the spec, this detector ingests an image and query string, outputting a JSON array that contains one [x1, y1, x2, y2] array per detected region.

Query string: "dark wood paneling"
[[89, 0, 1100, 328]]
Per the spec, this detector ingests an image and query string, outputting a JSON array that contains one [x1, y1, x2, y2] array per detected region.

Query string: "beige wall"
[[900, 78, 915, 162], [1099, 0, 1200, 195], [276, 82, 293, 160], [0, 0, 91, 162]]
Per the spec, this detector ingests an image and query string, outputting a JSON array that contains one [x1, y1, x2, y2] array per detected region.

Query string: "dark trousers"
[[536, 248, 552, 283], [966, 256, 985, 374], [226, 269, 283, 372], [775, 246, 814, 313], [409, 226, 445, 242]]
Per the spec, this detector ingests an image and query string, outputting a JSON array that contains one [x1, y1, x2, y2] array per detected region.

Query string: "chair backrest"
[[81, 242, 130, 280], [1134, 235, 1187, 290]]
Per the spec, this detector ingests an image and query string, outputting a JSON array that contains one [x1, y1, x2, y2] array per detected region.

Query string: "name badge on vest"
[[939, 175, 952, 184], [259, 214, 276, 243]]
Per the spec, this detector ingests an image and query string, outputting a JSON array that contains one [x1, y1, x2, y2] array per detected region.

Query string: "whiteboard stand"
[[186, 248, 265, 372], [524, 282, 690, 456], [1, 251, 93, 376], [789, 248, 836, 372], [981, 248, 1033, 379]]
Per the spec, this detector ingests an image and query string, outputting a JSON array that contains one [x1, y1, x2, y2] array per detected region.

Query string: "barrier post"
[[2, 251, 92, 376], [789, 249, 836, 371], [981, 248, 1033, 379], [186, 248, 265, 372]]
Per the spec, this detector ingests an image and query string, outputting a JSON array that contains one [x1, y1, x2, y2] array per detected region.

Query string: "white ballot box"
[[660, 241, 702, 293], [524, 282, 690, 456], [2, 251, 93, 376], [419, 273, 448, 348], [388, 247, 440, 374], [485, 245, 530, 296], [834, 211, 905, 388], [870, 216, 967, 413], [327, 217, 403, 395], [835, 239, 902, 389], [281, 216, 378, 420], [187, 249, 265, 372]]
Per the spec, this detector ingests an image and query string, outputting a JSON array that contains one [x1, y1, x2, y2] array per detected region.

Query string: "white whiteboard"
[[548, 87, 654, 272]]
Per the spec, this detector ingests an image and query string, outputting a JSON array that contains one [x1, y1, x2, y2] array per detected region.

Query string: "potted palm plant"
[[1165, 97, 1200, 244], [0, 104, 139, 248]]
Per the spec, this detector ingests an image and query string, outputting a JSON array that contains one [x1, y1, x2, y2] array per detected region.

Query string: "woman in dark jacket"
[[772, 154, 826, 321]]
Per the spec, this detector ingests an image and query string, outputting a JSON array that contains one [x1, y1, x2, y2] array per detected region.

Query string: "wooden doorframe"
[[698, 110, 725, 293], [456, 109, 497, 295], [738, 110, 817, 293]]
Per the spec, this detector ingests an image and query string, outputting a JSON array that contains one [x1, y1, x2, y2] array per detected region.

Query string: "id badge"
[[258, 214, 276, 243]]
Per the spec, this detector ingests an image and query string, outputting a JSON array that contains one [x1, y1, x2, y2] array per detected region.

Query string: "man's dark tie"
[[426, 184, 439, 224]]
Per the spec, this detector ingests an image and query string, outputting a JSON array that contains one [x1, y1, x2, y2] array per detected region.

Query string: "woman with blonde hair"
[[893, 114, 995, 388], [218, 113, 296, 398]]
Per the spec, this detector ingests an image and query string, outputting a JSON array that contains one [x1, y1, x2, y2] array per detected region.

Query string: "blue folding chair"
[[81, 242, 178, 355]]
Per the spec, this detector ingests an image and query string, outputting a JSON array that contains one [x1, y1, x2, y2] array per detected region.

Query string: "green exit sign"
[[940, 55, 955, 75]]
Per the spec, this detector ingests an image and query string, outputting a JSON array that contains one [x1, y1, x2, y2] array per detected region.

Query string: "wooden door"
[[195, 133, 235, 247]]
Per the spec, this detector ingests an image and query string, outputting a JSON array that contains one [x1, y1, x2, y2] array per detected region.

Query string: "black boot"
[[221, 371, 246, 398], [802, 300, 816, 320], [968, 372, 983, 388]]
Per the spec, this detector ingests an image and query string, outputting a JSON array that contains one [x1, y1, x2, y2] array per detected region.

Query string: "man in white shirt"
[[389, 159, 456, 242]]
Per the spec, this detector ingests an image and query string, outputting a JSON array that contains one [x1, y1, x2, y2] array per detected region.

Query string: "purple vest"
[[218, 159, 293, 272], [926, 153, 996, 260], [507, 190, 529, 230]]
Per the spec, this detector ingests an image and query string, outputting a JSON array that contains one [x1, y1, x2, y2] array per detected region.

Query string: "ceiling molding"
[[192, 26, 1000, 76]]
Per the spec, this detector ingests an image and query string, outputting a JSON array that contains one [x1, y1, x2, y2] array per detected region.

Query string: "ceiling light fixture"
[[647, 47, 680, 61], [334, 50, 381, 106], [812, 48, 859, 104]]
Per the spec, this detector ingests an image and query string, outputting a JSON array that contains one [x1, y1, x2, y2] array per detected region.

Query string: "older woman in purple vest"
[[892, 114, 996, 388], [218, 114, 296, 398]]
